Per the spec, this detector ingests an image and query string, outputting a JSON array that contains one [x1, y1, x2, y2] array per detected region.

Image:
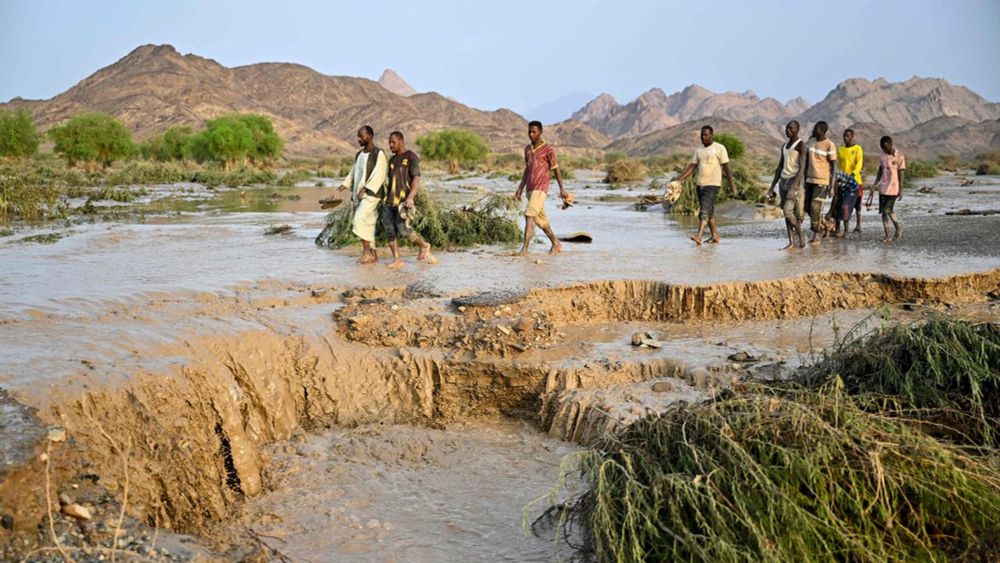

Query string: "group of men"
[[331, 119, 908, 264], [333, 121, 569, 265], [681, 122, 906, 249]]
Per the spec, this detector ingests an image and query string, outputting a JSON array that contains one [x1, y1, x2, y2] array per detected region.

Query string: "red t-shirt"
[[524, 142, 558, 193]]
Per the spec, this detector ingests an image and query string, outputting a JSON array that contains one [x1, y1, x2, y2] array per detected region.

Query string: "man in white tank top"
[[767, 120, 807, 250]]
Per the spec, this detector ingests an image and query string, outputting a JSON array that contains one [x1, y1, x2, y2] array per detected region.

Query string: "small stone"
[[652, 381, 674, 393], [515, 317, 532, 332], [630, 332, 651, 346], [59, 493, 73, 506], [47, 426, 67, 443], [534, 259, 543, 264], [727, 351, 756, 363], [366, 519, 380, 529], [458, 306, 467, 312], [496, 325, 512, 336], [61, 503, 92, 521], [310, 288, 328, 298], [391, 304, 399, 311], [1, 514, 13, 530], [640, 338, 663, 349]]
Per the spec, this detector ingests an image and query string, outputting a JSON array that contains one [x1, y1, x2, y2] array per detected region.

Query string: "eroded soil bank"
[[1, 267, 997, 560]]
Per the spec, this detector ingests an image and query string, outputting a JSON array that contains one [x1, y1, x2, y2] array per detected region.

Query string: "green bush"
[[713, 132, 745, 160], [603, 151, 627, 164], [416, 129, 490, 173], [903, 158, 938, 186], [140, 126, 193, 161], [0, 109, 39, 158], [0, 163, 63, 223], [975, 161, 1000, 176], [315, 191, 520, 250], [106, 161, 190, 186], [48, 112, 136, 169]]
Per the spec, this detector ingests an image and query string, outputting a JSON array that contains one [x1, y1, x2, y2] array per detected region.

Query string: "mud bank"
[[1, 269, 998, 554]]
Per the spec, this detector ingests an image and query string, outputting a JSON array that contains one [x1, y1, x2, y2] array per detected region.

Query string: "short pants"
[[696, 185, 720, 221], [381, 204, 414, 241], [879, 193, 898, 215], [524, 190, 549, 229], [778, 178, 804, 221]]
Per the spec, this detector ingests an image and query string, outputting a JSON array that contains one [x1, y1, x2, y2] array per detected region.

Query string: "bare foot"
[[809, 236, 821, 245], [853, 226, 861, 232], [779, 243, 794, 251], [511, 249, 529, 257], [707, 236, 720, 244], [549, 243, 562, 255], [417, 242, 432, 261], [690, 235, 702, 246], [894, 230, 902, 241], [882, 236, 893, 244], [387, 260, 404, 269], [834, 231, 845, 238], [358, 252, 378, 264], [423, 253, 438, 264]]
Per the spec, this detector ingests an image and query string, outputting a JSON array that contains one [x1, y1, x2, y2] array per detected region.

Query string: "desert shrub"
[[713, 132, 745, 160], [140, 126, 193, 162], [416, 129, 490, 173], [975, 161, 1000, 175], [0, 163, 63, 223], [0, 109, 39, 158], [105, 160, 190, 186], [315, 191, 520, 250], [48, 112, 136, 169], [604, 158, 647, 183], [603, 151, 627, 164], [903, 158, 938, 186], [937, 154, 961, 171]]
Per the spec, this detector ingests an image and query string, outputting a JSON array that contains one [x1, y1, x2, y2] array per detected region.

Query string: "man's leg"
[[854, 188, 863, 232], [354, 197, 379, 262], [887, 197, 901, 240], [691, 186, 707, 244], [359, 240, 378, 263], [408, 231, 437, 264], [707, 218, 720, 243], [704, 187, 720, 242], [533, 202, 561, 254], [386, 239, 404, 268], [806, 184, 822, 244], [517, 217, 536, 255]]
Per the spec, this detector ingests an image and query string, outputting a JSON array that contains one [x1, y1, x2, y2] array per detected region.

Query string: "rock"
[[61, 503, 92, 521], [452, 290, 526, 308], [310, 288, 327, 298], [1, 514, 12, 530], [515, 317, 533, 332], [901, 302, 917, 311], [496, 325, 512, 336], [366, 519, 381, 529], [652, 381, 674, 393], [47, 425, 67, 443], [59, 493, 73, 506], [727, 351, 757, 363], [640, 338, 663, 349], [630, 332, 653, 346]]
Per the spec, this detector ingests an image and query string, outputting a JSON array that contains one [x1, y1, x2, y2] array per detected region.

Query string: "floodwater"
[[1, 170, 998, 561]]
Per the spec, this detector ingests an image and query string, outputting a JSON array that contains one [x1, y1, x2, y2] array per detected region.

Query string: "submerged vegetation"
[[315, 190, 521, 250], [543, 317, 1000, 562]]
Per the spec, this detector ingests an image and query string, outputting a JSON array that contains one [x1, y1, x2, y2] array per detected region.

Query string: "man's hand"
[[514, 189, 523, 200], [404, 197, 415, 209], [559, 190, 569, 201], [730, 182, 738, 197]]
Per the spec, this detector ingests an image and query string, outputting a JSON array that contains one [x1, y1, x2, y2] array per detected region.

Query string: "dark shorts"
[[879, 194, 898, 215], [381, 204, 413, 241], [696, 185, 720, 220], [855, 186, 863, 211], [835, 187, 857, 222]]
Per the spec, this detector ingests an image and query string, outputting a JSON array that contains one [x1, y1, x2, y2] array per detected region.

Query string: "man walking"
[[804, 121, 837, 244], [513, 121, 569, 256], [867, 135, 906, 243], [333, 125, 388, 263], [766, 120, 806, 250], [674, 125, 737, 245], [383, 131, 436, 268]]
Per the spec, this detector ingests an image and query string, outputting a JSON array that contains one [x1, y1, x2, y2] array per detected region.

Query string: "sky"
[[1, 0, 998, 121]]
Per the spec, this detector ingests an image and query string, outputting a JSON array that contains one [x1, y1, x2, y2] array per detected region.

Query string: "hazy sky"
[[1, 0, 997, 120]]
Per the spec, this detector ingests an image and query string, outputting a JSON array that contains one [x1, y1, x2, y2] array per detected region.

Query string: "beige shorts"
[[352, 195, 380, 242], [524, 190, 549, 229]]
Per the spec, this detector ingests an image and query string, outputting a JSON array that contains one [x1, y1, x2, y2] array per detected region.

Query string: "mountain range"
[[3, 44, 999, 160]]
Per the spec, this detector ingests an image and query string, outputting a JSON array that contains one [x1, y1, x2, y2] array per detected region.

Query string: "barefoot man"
[[383, 131, 436, 268], [514, 121, 569, 256], [674, 125, 736, 245], [804, 121, 838, 245], [333, 125, 388, 263], [767, 120, 807, 250], [867, 135, 906, 243]]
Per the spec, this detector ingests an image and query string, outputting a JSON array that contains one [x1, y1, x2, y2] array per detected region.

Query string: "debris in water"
[[264, 224, 294, 236]]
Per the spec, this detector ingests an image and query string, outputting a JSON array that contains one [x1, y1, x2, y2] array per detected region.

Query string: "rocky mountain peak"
[[377, 69, 417, 97]]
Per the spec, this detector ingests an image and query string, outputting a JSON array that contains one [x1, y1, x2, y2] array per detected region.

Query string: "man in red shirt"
[[513, 121, 569, 256]]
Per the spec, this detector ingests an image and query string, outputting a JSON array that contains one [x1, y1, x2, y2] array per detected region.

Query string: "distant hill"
[[604, 119, 780, 160], [798, 77, 1000, 134], [377, 69, 417, 97], [0, 45, 554, 157], [571, 86, 802, 139]]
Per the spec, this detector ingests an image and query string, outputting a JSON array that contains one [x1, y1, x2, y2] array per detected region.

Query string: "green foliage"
[[0, 163, 64, 223], [713, 132, 745, 160], [544, 317, 1000, 562], [0, 109, 39, 158], [315, 191, 520, 250], [105, 161, 190, 186], [140, 126, 193, 162], [604, 159, 648, 183], [48, 113, 135, 168], [976, 161, 1000, 175], [179, 114, 283, 169], [937, 154, 961, 171], [903, 158, 938, 186], [415, 129, 490, 173]]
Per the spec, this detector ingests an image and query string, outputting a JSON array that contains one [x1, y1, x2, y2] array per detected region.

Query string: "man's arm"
[[675, 162, 697, 183], [767, 152, 784, 196], [554, 167, 567, 200], [897, 154, 906, 200], [722, 162, 737, 196], [867, 165, 883, 206], [793, 144, 806, 189], [514, 150, 528, 199], [405, 175, 420, 207], [852, 146, 864, 192]]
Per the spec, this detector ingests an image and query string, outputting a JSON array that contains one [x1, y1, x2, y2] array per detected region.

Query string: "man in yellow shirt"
[[837, 128, 864, 233]]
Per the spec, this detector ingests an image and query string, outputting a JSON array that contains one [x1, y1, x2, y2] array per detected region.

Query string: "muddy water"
[[1, 171, 998, 560], [230, 420, 581, 562]]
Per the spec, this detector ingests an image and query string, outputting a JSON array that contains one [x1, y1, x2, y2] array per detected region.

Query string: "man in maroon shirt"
[[513, 121, 569, 255]]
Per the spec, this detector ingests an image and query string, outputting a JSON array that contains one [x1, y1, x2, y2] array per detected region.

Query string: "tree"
[[140, 125, 193, 161], [232, 114, 282, 164], [416, 129, 489, 172], [203, 116, 254, 170], [0, 109, 40, 159], [714, 133, 745, 160], [48, 113, 135, 170]]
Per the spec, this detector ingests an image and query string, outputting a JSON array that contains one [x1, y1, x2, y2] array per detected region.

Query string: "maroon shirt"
[[524, 142, 558, 193]]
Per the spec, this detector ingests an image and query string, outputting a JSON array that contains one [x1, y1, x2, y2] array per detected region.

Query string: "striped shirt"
[[806, 138, 837, 185]]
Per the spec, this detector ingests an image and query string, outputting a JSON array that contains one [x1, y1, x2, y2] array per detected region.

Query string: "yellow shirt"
[[838, 144, 863, 185], [690, 142, 730, 187]]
